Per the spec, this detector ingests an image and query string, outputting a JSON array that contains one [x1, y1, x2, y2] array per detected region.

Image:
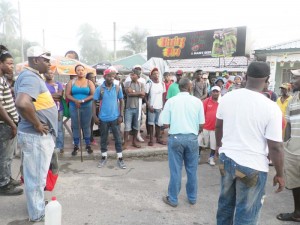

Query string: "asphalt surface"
[[1, 152, 295, 225]]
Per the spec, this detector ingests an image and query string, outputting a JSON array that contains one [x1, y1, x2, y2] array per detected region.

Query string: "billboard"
[[147, 26, 246, 60]]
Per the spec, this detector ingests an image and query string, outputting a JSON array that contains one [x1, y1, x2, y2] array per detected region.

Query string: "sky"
[[10, 0, 300, 57]]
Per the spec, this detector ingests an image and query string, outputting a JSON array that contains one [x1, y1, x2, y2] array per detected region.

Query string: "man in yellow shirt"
[[276, 83, 292, 117]]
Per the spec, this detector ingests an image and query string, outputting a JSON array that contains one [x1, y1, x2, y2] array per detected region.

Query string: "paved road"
[[1, 157, 295, 225]]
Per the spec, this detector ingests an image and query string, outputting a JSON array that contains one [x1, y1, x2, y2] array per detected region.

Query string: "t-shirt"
[[192, 80, 207, 99], [0, 77, 18, 123], [145, 81, 166, 109], [203, 97, 218, 130], [161, 92, 205, 135], [285, 92, 300, 155], [45, 82, 64, 112], [14, 68, 58, 136], [93, 83, 123, 122], [216, 88, 282, 172], [166, 83, 179, 99], [124, 81, 144, 109]]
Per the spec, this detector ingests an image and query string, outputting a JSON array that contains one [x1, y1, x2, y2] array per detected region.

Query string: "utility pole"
[[42, 29, 45, 47], [18, 0, 24, 62], [113, 22, 116, 61]]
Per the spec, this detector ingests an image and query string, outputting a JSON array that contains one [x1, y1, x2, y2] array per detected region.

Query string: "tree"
[[121, 27, 149, 54], [77, 23, 106, 65], [0, 0, 19, 40]]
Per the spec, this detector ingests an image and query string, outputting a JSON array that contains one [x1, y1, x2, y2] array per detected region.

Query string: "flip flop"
[[148, 141, 154, 146], [277, 213, 300, 222], [157, 140, 167, 145], [132, 143, 141, 148]]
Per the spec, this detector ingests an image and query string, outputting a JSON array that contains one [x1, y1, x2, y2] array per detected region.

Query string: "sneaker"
[[72, 145, 79, 156], [162, 196, 177, 207], [98, 156, 107, 168], [137, 134, 144, 142], [0, 183, 23, 196], [117, 158, 126, 169], [10, 177, 22, 187], [208, 157, 215, 166], [29, 215, 45, 222], [86, 145, 93, 154]]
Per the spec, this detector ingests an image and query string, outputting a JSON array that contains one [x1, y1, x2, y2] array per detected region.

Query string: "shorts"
[[147, 108, 162, 126], [284, 149, 300, 189], [124, 108, 140, 131], [198, 129, 216, 150]]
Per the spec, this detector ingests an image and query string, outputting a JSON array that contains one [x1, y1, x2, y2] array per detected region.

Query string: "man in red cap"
[[166, 69, 183, 99]]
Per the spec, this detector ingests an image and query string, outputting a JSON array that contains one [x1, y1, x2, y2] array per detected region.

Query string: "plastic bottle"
[[45, 196, 62, 225]]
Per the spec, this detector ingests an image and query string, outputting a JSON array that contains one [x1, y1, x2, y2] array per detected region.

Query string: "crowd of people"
[[0, 44, 299, 224]]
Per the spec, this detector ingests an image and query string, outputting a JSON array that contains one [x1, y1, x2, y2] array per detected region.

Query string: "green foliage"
[[121, 27, 149, 54], [0, 0, 19, 40], [77, 23, 107, 65]]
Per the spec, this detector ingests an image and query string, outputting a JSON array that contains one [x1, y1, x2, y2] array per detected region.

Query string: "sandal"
[[277, 213, 300, 222], [157, 140, 166, 145], [148, 141, 154, 146], [132, 143, 141, 148]]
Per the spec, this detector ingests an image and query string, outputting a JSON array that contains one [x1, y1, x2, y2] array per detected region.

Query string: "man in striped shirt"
[[0, 46, 23, 196], [277, 69, 300, 222]]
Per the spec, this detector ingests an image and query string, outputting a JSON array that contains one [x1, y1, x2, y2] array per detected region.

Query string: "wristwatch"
[[81, 99, 85, 103]]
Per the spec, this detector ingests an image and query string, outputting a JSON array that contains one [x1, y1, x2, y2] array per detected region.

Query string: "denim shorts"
[[124, 108, 140, 131], [147, 108, 161, 126]]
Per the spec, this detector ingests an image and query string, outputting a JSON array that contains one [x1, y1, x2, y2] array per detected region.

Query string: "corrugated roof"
[[113, 53, 147, 70], [166, 56, 249, 72], [255, 39, 300, 51]]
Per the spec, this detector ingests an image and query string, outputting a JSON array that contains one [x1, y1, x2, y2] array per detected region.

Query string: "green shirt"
[[166, 83, 179, 99]]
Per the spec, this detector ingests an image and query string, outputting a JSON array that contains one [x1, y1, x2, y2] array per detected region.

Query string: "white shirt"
[[216, 88, 282, 172], [145, 81, 166, 109]]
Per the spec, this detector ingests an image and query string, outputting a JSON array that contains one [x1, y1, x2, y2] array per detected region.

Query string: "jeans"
[[217, 153, 267, 225], [99, 119, 122, 153], [18, 131, 54, 221], [167, 133, 199, 205], [70, 104, 92, 146], [0, 123, 16, 187], [55, 111, 64, 150], [147, 108, 162, 126], [124, 108, 139, 131]]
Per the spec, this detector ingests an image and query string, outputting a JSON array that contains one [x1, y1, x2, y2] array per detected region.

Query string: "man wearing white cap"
[[15, 46, 58, 222], [199, 86, 220, 166], [277, 69, 300, 222]]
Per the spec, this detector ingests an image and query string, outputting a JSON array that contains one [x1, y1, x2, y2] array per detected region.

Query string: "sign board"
[[147, 26, 246, 60]]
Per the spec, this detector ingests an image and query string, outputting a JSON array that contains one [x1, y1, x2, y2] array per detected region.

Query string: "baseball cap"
[[133, 65, 142, 70], [103, 69, 116, 77], [27, 46, 51, 60], [202, 73, 208, 79], [108, 66, 119, 74], [280, 83, 289, 89], [211, 86, 221, 92], [150, 67, 159, 76], [215, 77, 224, 84], [291, 69, 300, 76], [176, 69, 183, 75]]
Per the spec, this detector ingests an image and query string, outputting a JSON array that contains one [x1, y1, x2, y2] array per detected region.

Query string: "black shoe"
[[86, 145, 93, 154], [72, 145, 79, 156], [10, 177, 22, 187], [0, 183, 23, 196]]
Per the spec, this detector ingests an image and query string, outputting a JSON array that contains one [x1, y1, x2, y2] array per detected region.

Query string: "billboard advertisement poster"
[[147, 26, 246, 60]]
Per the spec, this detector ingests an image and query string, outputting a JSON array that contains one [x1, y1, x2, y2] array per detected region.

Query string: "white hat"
[[291, 69, 300, 76], [133, 65, 142, 69], [211, 86, 221, 92], [27, 46, 51, 60]]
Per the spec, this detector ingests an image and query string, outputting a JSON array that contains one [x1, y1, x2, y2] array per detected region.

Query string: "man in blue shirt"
[[160, 78, 205, 207], [93, 69, 126, 169]]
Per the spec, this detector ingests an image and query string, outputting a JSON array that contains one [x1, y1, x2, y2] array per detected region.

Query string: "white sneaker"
[[208, 157, 215, 166], [137, 134, 144, 142]]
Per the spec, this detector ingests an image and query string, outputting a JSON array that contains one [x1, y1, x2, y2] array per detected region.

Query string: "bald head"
[[179, 78, 192, 92]]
